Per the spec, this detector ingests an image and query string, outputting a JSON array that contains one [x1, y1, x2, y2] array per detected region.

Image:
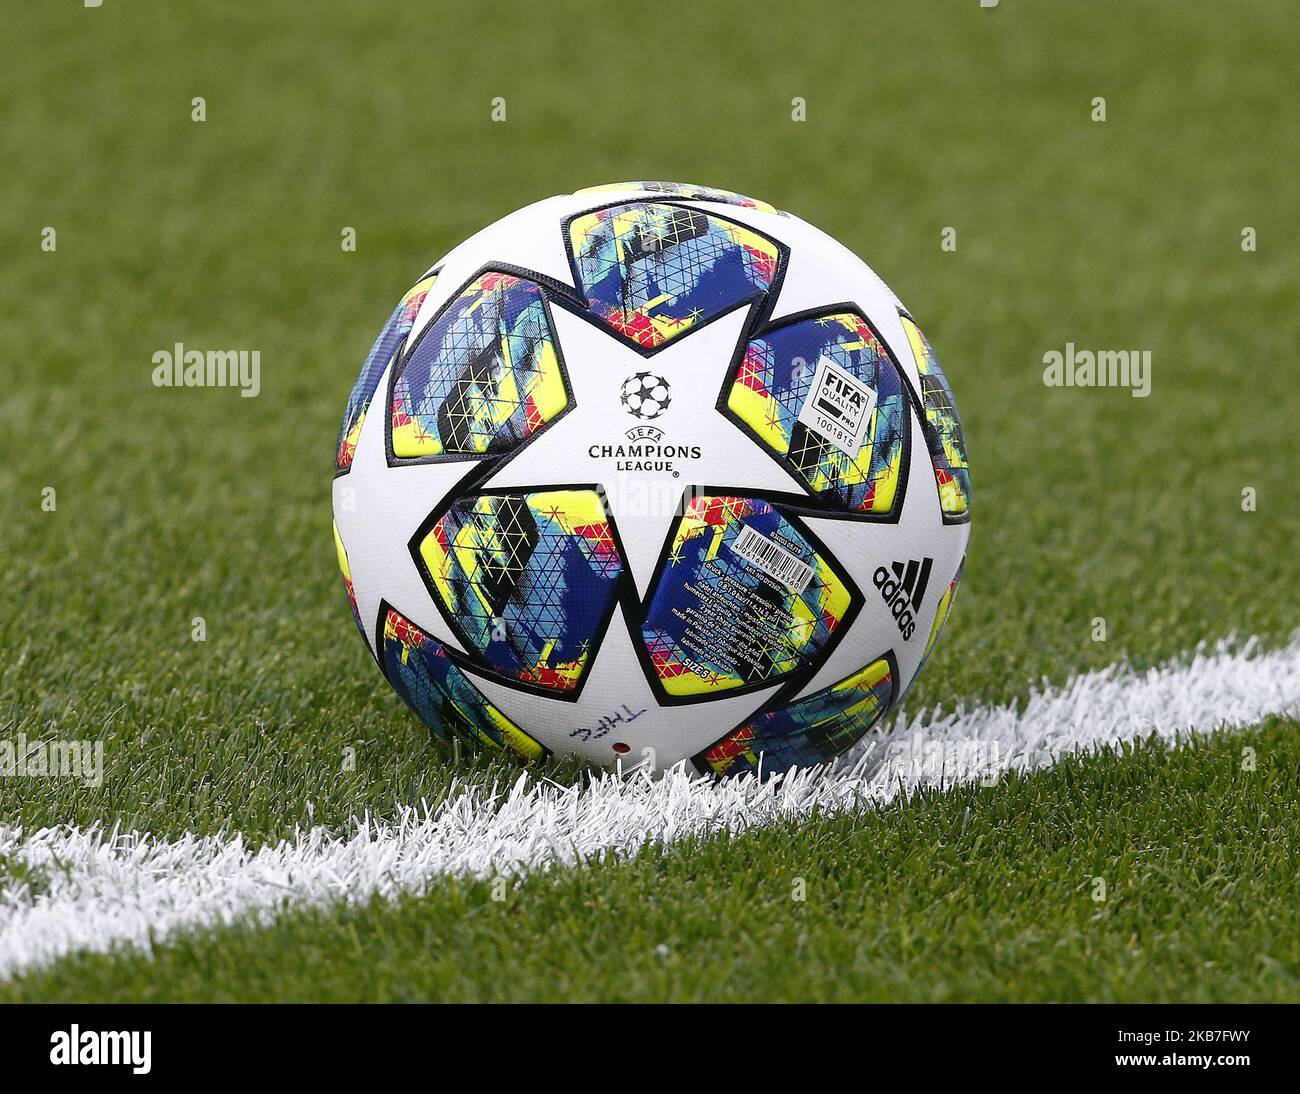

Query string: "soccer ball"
[[332, 181, 971, 776]]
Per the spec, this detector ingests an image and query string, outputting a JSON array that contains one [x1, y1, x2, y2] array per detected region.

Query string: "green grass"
[[1, 0, 1298, 1000], [5, 720, 1297, 1003]]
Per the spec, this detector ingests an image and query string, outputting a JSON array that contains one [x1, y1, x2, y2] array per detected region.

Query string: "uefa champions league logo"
[[597, 374, 696, 476], [619, 372, 672, 420]]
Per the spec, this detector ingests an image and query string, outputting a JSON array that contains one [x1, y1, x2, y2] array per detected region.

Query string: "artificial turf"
[[5, 719, 1297, 1003]]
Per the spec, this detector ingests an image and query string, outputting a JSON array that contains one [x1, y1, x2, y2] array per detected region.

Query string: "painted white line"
[[1, 635, 1298, 980]]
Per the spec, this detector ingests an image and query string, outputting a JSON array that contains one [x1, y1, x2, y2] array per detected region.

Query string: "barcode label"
[[730, 525, 815, 593]]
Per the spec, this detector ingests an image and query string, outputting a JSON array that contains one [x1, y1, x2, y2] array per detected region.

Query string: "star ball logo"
[[620, 372, 672, 420]]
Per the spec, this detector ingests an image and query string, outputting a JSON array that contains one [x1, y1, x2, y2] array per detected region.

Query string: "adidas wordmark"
[[873, 557, 933, 642]]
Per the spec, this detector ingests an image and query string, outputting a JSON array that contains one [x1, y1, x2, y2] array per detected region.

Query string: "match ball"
[[332, 182, 971, 776]]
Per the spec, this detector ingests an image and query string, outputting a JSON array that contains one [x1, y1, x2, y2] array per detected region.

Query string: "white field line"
[[1, 635, 1298, 980]]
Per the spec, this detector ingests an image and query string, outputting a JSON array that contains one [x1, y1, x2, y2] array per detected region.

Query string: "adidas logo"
[[872, 557, 933, 642]]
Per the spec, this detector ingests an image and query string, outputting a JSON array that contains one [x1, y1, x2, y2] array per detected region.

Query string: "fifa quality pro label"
[[797, 356, 877, 457]]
